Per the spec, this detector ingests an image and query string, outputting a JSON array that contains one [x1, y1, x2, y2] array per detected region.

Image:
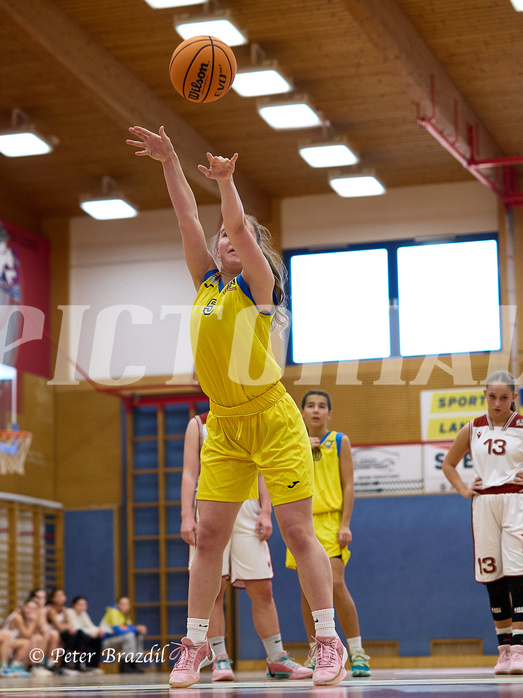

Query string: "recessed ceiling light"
[[174, 11, 247, 46], [329, 174, 386, 198], [257, 99, 323, 129], [145, 0, 206, 7], [0, 109, 54, 157], [80, 177, 138, 220], [299, 142, 358, 168], [232, 66, 292, 97], [0, 131, 53, 157]]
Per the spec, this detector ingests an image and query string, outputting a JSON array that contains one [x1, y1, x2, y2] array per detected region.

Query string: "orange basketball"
[[169, 36, 237, 104]]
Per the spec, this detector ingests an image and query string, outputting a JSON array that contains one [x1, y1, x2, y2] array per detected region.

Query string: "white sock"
[[347, 635, 363, 654], [209, 636, 227, 656], [186, 618, 209, 644], [263, 633, 284, 662], [312, 608, 336, 637]]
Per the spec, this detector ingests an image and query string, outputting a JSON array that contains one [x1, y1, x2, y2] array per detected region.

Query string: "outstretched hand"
[[198, 152, 238, 181], [126, 125, 174, 162]]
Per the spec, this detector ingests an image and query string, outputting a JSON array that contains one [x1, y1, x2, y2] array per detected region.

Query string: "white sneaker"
[[31, 665, 53, 677], [59, 667, 79, 676]]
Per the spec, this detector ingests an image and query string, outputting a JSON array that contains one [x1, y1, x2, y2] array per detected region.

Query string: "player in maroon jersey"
[[442, 371, 523, 675]]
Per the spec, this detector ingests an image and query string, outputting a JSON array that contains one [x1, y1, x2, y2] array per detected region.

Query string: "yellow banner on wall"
[[429, 390, 487, 414], [421, 388, 485, 442], [426, 416, 473, 439]]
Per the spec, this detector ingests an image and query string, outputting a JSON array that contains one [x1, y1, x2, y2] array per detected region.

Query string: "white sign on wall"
[[352, 444, 423, 495]]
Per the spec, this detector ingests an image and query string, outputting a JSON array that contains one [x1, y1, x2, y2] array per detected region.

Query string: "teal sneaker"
[[304, 656, 316, 670], [9, 663, 31, 677], [266, 652, 313, 680], [212, 654, 234, 682], [350, 649, 371, 677]]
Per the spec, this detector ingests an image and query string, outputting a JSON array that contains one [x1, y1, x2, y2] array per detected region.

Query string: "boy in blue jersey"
[[286, 390, 370, 677]]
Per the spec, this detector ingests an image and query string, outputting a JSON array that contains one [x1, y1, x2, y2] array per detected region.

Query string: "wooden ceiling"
[[1, 0, 522, 227]]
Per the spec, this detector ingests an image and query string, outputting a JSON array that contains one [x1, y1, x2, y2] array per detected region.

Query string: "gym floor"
[[0, 668, 521, 697]]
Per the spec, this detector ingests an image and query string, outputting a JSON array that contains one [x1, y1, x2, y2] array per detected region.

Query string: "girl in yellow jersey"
[[286, 390, 370, 678], [127, 126, 345, 688]]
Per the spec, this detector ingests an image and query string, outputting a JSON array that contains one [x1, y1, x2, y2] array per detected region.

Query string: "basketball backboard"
[[0, 363, 16, 429]]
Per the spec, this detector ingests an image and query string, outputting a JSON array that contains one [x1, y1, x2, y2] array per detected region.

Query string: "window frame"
[[284, 231, 500, 365]]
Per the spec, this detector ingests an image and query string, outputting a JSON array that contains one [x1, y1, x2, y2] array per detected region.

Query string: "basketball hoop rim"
[[0, 429, 32, 439]]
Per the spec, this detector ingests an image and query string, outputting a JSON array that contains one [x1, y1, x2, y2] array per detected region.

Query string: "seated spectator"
[[28, 588, 61, 671], [3, 598, 47, 676], [68, 596, 104, 674], [0, 629, 10, 673], [0, 627, 30, 676], [100, 596, 147, 673], [46, 588, 80, 674]]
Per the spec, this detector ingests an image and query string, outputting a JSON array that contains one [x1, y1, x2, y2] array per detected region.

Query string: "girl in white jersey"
[[442, 371, 523, 675]]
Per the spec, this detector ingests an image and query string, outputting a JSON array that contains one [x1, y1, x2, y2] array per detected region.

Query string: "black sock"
[[497, 631, 512, 646]]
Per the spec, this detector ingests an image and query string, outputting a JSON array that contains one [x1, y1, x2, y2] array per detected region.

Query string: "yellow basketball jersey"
[[312, 431, 344, 514], [190, 271, 282, 407]]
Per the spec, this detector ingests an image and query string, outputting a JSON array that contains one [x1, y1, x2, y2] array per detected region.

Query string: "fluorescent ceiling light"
[[509, 0, 523, 10], [145, 0, 205, 7], [174, 13, 247, 45], [232, 67, 292, 97], [0, 131, 53, 157], [257, 101, 323, 129], [80, 198, 138, 221], [0, 108, 54, 157], [80, 177, 138, 220], [329, 174, 385, 198], [299, 142, 358, 168]]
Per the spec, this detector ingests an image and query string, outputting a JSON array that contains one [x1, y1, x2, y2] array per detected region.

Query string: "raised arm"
[[126, 126, 215, 288], [198, 153, 275, 308]]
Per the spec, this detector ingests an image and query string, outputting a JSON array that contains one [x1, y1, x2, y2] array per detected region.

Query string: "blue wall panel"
[[64, 509, 115, 626], [237, 494, 495, 658]]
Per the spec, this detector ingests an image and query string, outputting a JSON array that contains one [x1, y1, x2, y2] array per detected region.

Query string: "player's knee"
[[194, 524, 228, 554], [245, 580, 274, 604], [507, 576, 523, 622], [486, 578, 512, 620], [282, 523, 314, 557], [332, 577, 348, 601]]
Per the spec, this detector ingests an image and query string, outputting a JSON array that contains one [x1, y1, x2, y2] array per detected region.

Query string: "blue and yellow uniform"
[[286, 431, 351, 568], [190, 270, 314, 507]]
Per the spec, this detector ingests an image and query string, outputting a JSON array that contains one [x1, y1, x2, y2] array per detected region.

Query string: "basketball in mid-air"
[[169, 36, 236, 104]]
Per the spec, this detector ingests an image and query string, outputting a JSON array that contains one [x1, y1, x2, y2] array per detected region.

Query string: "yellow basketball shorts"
[[197, 388, 314, 507], [285, 510, 351, 569]]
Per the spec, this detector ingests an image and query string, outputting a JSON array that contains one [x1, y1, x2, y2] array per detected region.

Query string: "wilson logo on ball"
[[187, 62, 210, 101], [169, 36, 237, 104]]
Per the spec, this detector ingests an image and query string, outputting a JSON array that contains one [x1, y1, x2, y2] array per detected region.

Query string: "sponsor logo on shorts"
[[514, 606, 523, 614], [287, 481, 300, 489]]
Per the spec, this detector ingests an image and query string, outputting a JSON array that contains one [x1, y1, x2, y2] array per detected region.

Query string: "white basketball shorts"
[[472, 493, 523, 583], [188, 498, 273, 587]]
